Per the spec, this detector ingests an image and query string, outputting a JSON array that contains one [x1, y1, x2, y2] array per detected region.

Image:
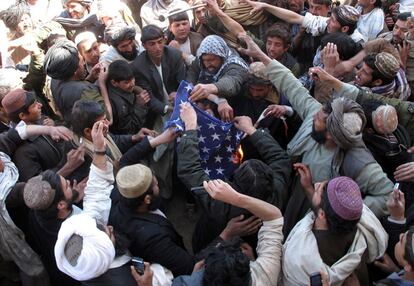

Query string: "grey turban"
[[104, 22, 136, 47], [44, 40, 79, 80], [0, 3, 30, 30]]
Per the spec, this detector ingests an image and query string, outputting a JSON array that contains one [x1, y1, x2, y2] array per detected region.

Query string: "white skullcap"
[[54, 214, 115, 281]]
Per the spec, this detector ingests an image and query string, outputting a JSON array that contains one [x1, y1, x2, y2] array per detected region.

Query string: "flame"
[[232, 145, 244, 164]]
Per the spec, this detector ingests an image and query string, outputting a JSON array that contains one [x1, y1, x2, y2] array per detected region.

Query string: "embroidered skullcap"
[[327, 176, 363, 220], [372, 104, 398, 134], [44, 40, 79, 80], [336, 5, 360, 26], [116, 164, 152, 199], [55, 214, 115, 281], [23, 175, 56, 210], [374, 52, 400, 80], [1, 88, 34, 114]]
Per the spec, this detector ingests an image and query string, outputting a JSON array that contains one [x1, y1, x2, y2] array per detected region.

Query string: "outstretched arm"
[[241, 0, 304, 24], [206, 0, 246, 36]]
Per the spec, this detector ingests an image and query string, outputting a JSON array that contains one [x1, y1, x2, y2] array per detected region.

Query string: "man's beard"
[[117, 47, 138, 61], [311, 122, 327, 144], [148, 194, 162, 211]]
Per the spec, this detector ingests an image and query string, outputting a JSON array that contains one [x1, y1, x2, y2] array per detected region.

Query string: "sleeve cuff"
[[15, 121, 28, 140], [388, 217, 406, 224]]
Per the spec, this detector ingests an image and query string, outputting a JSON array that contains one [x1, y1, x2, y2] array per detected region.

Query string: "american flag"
[[166, 80, 244, 179]]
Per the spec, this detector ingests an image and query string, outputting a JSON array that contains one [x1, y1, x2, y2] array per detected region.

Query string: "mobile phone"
[[310, 272, 323, 286], [394, 182, 400, 192], [131, 257, 145, 275]]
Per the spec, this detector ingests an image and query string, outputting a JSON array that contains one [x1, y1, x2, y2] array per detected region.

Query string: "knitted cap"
[[374, 52, 400, 80], [249, 62, 270, 81], [336, 5, 360, 26], [1, 88, 29, 114], [23, 175, 56, 210], [327, 176, 363, 220], [372, 104, 398, 135], [116, 164, 152, 199]]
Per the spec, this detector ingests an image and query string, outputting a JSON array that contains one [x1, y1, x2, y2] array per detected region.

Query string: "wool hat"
[[1, 88, 31, 114], [54, 214, 115, 281], [372, 104, 398, 135], [248, 62, 271, 83], [374, 52, 400, 80], [44, 40, 80, 80], [116, 164, 153, 199], [336, 5, 360, 26], [23, 175, 56, 210], [327, 176, 363, 220]]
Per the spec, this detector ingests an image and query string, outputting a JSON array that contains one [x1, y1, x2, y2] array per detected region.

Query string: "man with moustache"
[[101, 22, 144, 65], [44, 40, 105, 123]]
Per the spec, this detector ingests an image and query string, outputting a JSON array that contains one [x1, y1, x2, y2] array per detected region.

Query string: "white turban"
[[54, 214, 115, 281]]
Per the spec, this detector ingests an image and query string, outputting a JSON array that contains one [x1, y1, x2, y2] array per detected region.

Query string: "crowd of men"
[[0, 0, 414, 285]]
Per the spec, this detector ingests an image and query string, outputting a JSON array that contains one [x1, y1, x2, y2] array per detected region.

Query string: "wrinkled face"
[[16, 13, 33, 35], [311, 108, 329, 144], [143, 37, 165, 63], [79, 40, 100, 66], [170, 20, 191, 42], [266, 36, 287, 60], [248, 84, 272, 99], [112, 77, 135, 93], [327, 14, 342, 34], [22, 100, 42, 123], [116, 39, 137, 61], [355, 63, 374, 87], [66, 1, 87, 19], [288, 0, 305, 13], [201, 54, 223, 74], [392, 20, 408, 46], [195, 6, 207, 24], [308, 0, 330, 16]]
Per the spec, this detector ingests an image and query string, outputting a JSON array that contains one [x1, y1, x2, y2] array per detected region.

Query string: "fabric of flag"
[[165, 80, 244, 179]]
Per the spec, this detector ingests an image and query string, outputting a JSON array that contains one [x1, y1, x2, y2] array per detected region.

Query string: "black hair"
[[331, 7, 357, 34], [35, 170, 65, 219], [70, 100, 105, 136], [7, 91, 36, 124], [320, 33, 363, 61], [405, 227, 414, 269], [397, 12, 411, 21], [265, 23, 291, 47], [141, 24, 164, 44], [168, 10, 189, 24], [203, 237, 251, 286], [119, 183, 154, 211], [322, 100, 333, 114], [311, 0, 332, 5], [361, 99, 383, 129], [374, 0, 382, 8], [231, 159, 274, 201], [320, 188, 359, 235], [364, 53, 394, 85], [107, 60, 134, 82]]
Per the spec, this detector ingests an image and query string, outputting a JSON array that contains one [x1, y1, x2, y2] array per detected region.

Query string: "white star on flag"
[[185, 85, 192, 92], [204, 168, 211, 175], [202, 147, 210, 153], [199, 135, 206, 143], [225, 134, 232, 141], [211, 133, 220, 141], [214, 155, 223, 163], [216, 168, 224, 175], [207, 123, 216, 129], [226, 146, 234, 153]]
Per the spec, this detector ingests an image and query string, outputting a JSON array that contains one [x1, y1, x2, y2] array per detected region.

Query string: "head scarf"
[[54, 213, 115, 281], [326, 98, 366, 176], [196, 35, 248, 83], [44, 40, 79, 80], [0, 152, 45, 276]]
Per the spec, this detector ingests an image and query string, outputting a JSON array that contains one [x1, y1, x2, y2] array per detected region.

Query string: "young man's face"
[[115, 39, 138, 61], [195, 6, 207, 24], [112, 77, 135, 93], [248, 84, 272, 99], [79, 40, 100, 66], [327, 13, 343, 34], [355, 63, 374, 87], [392, 19, 408, 45], [16, 13, 33, 35], [169, 20, 191, 42], [21, 100, 42, 123], [308, 0, 330, 17], [288, 0, 305, 13], [201, 54, 223, 74], [266, 36, 288, 61], [66, 1, 88, 19], [143, 37, 165, 63]]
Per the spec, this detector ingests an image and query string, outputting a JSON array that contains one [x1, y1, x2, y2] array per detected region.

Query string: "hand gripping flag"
[[165, 80, 244, 179]]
